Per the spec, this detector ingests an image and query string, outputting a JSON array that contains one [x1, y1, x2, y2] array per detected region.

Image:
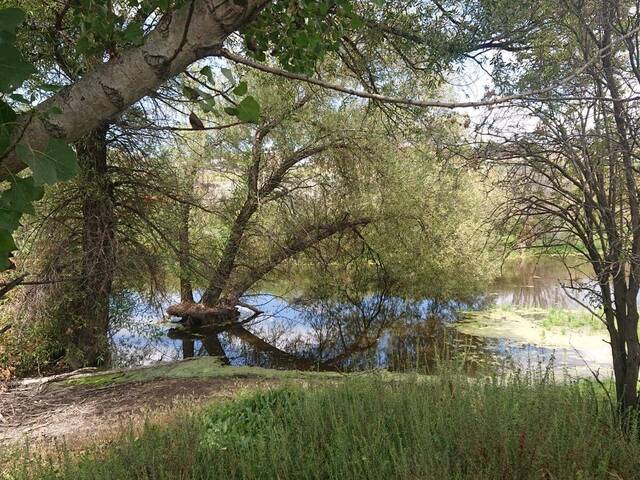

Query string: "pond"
[[111, 256, 613, 378]]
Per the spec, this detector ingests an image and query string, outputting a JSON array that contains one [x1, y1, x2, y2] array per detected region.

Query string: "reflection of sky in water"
[[111, 258, 614, 376]]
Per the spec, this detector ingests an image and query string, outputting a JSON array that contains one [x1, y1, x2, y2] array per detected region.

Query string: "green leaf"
[[221, 67, 235, 83], [76, 36, 91, 55], [0, 229, 16, 270], [0, 209, 21, 230], [0, 254, 11, 270], [201, 97, 216, 113], [233, 81, 248, 96], [9, 92, 29, 104], [0, 99, 16, 124], [235, 96, 261, 123], [351, 16, 364, 28], [0, 8, 25, 34], [43, 139, 78, 182], [200, 66, 214, 84], [182, 84, 200, 101], [0, 177, 44, 214], [0, 43, 35, 92], [40, 83, 63, 92], [0, 229, 16, 252], [122, 21, 143, 45], [0, 100, 15, 155], [17, 139, 78, 185]]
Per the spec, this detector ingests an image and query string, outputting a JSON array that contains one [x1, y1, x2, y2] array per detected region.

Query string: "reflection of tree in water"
[[506, 283, 569, 309], [382, 318, 501, 374], [168, 293, 499, 373], [490, 257, 590, 309]]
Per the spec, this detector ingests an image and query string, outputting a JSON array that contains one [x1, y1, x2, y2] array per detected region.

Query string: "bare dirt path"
[[0, 367, 278, 448]]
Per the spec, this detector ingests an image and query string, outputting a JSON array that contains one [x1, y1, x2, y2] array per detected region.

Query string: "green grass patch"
[[541, 308, 604, 333], [6, 372, 640, 480]]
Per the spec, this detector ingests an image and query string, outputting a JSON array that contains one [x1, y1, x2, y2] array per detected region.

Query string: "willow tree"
[[162, 68, 494, 365], [166, 74, 378, 324]]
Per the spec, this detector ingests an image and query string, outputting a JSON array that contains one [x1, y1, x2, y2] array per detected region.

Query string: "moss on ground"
[[63, 357, 343, 387]]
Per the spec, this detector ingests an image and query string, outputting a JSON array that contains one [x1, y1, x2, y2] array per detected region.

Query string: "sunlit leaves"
[[68, 0, 186, 59], [186, 67, 260, 123], [243, 0, 361, 74]]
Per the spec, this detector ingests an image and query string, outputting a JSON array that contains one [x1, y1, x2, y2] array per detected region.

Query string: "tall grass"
[[5, 371, 640, 480]]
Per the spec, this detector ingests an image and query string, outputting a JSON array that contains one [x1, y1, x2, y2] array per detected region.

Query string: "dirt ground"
[[0, 375, 276, 448]]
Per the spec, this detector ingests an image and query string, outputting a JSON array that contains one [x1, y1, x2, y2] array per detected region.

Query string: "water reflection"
[[111, 256, 609, 376], [490, 256, 590, 309]]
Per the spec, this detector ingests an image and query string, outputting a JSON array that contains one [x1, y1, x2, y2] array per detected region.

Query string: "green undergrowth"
[[62, 357, 343, 387], [5, 371, 640, 480]]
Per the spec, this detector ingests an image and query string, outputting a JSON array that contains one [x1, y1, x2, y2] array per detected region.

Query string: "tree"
[[485, 0, 640, 420], [163, 70, 494, 366]]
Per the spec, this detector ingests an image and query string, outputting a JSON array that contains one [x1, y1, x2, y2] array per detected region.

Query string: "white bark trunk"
[[0, 0, 268, 179]]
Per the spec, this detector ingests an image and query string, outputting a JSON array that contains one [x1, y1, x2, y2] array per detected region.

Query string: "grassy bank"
[[5, 371, 640, 480]]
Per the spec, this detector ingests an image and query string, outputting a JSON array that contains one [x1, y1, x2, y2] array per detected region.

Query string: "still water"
[[111, 256, 612, 377]]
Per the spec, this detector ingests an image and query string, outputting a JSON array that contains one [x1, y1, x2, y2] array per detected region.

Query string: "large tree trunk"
[[611, 279, 640, 416], [72, 126, 115, 367]]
